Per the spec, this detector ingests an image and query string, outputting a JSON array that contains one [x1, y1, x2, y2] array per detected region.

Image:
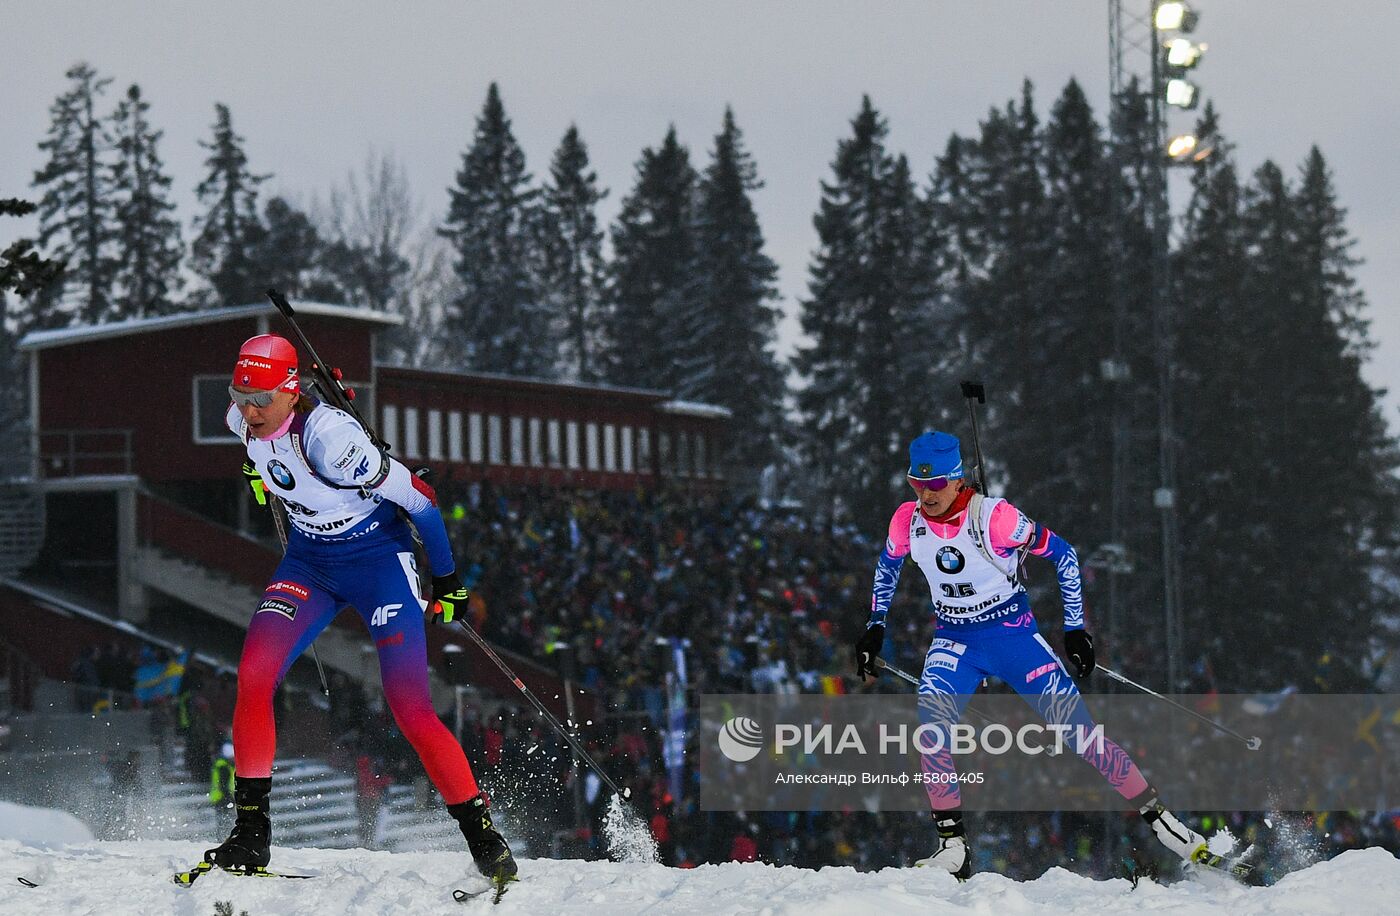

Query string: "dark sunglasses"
[[908, 475, 952, 492], [229, 379, 292, 409]]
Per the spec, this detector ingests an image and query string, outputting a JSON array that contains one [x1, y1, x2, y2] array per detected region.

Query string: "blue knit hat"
[[907, 431, 964, 480]]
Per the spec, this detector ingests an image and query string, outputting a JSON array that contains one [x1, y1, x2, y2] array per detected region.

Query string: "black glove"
[[430, 572, 469, 625], [855, 624, 886, 680], [1064, 629, 1095, 679]]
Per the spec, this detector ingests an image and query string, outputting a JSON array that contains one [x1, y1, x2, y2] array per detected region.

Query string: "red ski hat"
[[232, 334, 300, 391]]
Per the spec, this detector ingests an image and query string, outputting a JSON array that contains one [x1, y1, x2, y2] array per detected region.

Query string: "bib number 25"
[[939, 582, 977, 598]]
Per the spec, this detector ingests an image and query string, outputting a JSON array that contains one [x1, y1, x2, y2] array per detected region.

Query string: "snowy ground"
[[1, 839, 1397, 915]]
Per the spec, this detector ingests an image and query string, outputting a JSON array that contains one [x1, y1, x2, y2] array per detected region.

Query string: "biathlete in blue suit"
[[856, 431, 1217, 879]]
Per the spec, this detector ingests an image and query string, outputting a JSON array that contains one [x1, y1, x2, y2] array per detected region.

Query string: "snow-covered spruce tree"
[[536, 125, 609, 383], [440, 83, 549, 375], [190, 103, 268, 309], [682, 107, 786, 471], [794, 96, 937, 522], [108, 84, 184, 318], [32, 62, 118, 326], [606, 126, 698, 391]]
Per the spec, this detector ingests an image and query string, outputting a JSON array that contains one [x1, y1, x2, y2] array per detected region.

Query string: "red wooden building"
[[8, 302, 729, 712], [20, 301, 729, 489]]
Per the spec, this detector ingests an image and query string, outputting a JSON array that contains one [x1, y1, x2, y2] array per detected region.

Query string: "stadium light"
[[1164, 38, 1207, 69], [1165, 78, 1200, 109], [1166, 134, 1197, 159], [1155, 2, 1199, 33]]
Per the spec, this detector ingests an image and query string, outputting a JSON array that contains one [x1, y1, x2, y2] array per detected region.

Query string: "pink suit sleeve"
[[885, 501, 915, 558], [988, 499, 1037, 558]]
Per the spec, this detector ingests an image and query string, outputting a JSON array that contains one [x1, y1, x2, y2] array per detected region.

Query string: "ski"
[[452, 873, 518, 905], [172, 861, 315, 886], [1191, 842, 1260, 883], [17, 876, 39, 888]]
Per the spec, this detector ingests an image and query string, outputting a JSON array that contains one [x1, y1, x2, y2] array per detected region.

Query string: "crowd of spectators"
[[422, 478, 1399, 881], [45, 478, 1397, 879]]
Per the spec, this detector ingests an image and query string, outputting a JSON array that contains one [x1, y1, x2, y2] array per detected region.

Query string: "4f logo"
[[370, 603, 402, 627]]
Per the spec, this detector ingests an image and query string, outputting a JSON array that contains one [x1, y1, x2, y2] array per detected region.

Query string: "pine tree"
[[440, 82, 548, 375], [1290, 147, 1400, 689], [607, 126, 698, 390], [955, 82, 1056, 498], [31, 62, 118, 326], [255, 196, 342, 301], [190, 103, 268, 308], [1, 199, 65, 463], [685, 107, 786, 469], [794, 97, 938, 520], [1172, 105, 1266, 686], [1002, 79, 1120, 580], [0, 198, 66, 336], [537, 125, 609, 382], [108, 84, 183, 318]]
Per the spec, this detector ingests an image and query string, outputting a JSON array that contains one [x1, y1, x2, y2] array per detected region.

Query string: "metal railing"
[[37, 428, 134, 478]]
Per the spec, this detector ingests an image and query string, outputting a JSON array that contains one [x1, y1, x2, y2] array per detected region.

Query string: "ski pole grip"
[[266, 288, 295, 317], [960, 380, 986, 403]]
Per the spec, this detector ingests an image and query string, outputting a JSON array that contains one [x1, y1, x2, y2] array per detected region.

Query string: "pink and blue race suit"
[[869, 492, 1148, 810], [227, 400, 479, 804]]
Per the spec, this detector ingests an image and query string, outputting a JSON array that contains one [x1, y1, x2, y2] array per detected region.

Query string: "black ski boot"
[[448, 793, 518, 882], [205, 776, 272, 870]]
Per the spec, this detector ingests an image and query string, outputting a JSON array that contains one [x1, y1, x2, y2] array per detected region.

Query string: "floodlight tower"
[[1106, 1, 1207, 693]]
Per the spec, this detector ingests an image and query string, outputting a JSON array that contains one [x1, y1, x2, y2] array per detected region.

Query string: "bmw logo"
[[267, 460, 295, 490], [936, 546, 965, 574]]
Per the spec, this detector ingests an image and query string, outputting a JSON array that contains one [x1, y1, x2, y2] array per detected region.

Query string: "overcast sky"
[[5, 1, 1397, 421]]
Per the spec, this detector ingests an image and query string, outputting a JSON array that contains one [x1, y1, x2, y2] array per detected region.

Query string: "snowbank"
[[0, 840, 1395, 914], [0, 801, 94, 846]]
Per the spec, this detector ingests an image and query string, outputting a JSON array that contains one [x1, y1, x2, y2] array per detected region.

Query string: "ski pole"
[[875, 658, 995, 725], [1097, 665, 1262, 751], [454, 619, 636, 802], [959, 381, 988, 493]]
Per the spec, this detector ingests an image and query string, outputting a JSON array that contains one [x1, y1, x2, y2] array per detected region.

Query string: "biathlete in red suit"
[[205, 334, 516, 885]]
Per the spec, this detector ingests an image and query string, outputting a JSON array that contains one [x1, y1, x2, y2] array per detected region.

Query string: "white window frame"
[[603, 423, 617, 472], [566, 421, 581, 470], [529, 417, 544, 467], [637, 428, 652, 474], [487, 414, 503, 465], [620, 426, 634, 473], [468, 412, 484, 463], [382, 404, 399, 453], [585, 422, 600, 471], [427, 409, 444, 461], [448, 411, 464, 462], [509, 415, 525, 466], [547, 419, 562, 468], [403, 407, 421, 460]]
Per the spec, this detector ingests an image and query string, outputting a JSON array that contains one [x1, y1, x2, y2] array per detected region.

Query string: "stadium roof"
[[17, 301, 401, 351]]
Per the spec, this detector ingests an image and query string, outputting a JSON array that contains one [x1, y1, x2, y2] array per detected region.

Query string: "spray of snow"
[[1264, 810, 1324, 874], [602, 793, 658, 864]]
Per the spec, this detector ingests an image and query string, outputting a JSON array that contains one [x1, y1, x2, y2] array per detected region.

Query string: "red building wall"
[[36, 315, 375, 483]]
